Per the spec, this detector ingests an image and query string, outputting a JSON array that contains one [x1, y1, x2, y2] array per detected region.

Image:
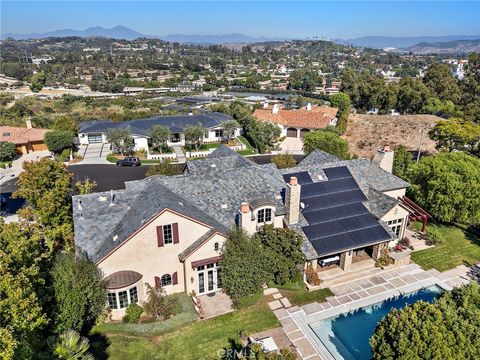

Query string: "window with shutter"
[[173, 223, 179, 244], [156, 226, 164, 247], [172, 272, 178, 285]]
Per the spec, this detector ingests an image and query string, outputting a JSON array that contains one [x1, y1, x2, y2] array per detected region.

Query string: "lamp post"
[[416, 129, 424, 164]]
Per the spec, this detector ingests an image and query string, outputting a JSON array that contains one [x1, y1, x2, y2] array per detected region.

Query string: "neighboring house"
[[73, 145, 422, 319], [0, 121, 50, 154], [253, 103, 338, 139], [77, 113, 240, 152]]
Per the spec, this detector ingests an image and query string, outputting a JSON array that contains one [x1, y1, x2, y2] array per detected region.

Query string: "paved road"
[[71, 164, 148, 192]]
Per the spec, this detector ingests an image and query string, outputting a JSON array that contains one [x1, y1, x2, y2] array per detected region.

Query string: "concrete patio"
[[198, 291, 234, 319]]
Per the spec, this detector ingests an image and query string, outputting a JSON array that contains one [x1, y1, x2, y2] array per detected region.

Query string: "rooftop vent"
[[178, 201, 184, 206], [113, 234, 118, 242], [98, 196, 107, 202], [221, 204, 228, 209]]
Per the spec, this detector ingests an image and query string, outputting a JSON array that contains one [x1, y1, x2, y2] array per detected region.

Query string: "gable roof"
[[253, 105, 338, 129], [78, 112, 231, 136], [186, 146, 256, 175], [0, 126, 50, 145]]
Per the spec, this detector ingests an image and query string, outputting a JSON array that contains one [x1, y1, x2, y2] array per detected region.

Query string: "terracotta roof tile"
[[253, 105, 338, 129], [0, 126, 49, 145]]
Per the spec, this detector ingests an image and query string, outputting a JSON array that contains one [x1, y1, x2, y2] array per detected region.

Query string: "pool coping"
[[275, 263, 472, 360]]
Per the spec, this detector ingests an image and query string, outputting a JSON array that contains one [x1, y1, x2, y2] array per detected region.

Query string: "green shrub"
[[0, 141, 16, 161], [271, 153, 296, 169], [305, 265, 321, 286], [123, 303, 143, 324], [45, 130, 73, 153], [425, 227, 443, 245]]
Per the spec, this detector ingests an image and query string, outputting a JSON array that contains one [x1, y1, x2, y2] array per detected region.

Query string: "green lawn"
[[411, 224, 480, 271], [91, 298, 278, 360], [237, 135, 255, 156], [270, 273, 333, 306], [92, 293, 196, 337]]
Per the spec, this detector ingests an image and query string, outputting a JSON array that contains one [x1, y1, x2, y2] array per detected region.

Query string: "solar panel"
[[301, 189, 368, 210], [302, 214, 380, 241], [283, 171, 313, 185], [300, 177, 358, 198], [302, 203, 370, 225], [323, 166, 352, 180], [307, 225, 392, 256]]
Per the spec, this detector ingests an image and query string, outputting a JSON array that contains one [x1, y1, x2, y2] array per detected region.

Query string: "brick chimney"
[[263, 101, 269, 108], [239, 202, 255, 234], [372, 145, 394, 173], [286, 177, 301, 224]]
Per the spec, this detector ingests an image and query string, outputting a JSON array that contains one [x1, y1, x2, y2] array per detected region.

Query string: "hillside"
[[403, 39, 480, 54]]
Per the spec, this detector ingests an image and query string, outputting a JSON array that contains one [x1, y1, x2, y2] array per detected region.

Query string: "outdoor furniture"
[[248, 336, 279, 353]]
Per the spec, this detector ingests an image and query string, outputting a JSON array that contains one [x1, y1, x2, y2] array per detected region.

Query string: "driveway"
[[0, 150, 51, 185], [279, 138, 304, 154]]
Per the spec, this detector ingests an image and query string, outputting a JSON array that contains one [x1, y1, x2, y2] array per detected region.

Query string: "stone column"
[[296, 128, 301, 139], [285, 177, 301, 225], [339, 250, 353, 272], [310, 260, 318, 270], [372, 243, 387, 261]]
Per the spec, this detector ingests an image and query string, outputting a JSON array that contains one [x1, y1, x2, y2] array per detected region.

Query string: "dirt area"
[[343, 114, 441, 159]]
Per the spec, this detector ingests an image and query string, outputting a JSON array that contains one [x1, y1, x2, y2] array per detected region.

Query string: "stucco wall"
[[381, 204, 410, 247], [383, 188, 406, 199], [98, 210, 216, 297]]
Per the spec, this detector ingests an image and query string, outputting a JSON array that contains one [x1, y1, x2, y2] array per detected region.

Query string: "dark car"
[[116, 157, 141, 167]]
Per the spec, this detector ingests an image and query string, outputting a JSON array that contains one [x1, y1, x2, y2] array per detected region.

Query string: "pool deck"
[[273, 263, 473, 360]]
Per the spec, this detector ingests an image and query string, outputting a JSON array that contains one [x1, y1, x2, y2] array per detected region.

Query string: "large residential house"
[[253, 103, 338, 139], [0, 121, 50, 154], [77, 113, 240, 152], [73, 146, 417, 319]]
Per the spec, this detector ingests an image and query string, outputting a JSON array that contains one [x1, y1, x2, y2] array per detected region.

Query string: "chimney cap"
[[240, 202, 250, 213], [289, 176, 298, 186]]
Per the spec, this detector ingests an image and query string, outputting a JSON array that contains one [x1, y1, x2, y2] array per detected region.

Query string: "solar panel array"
[[284, 166, 392, 257]]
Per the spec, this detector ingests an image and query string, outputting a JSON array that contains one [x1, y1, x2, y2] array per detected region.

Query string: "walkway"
[[274, 263, 473, 359], [172, 145, 186, 163], [279, 138, 304, 154]]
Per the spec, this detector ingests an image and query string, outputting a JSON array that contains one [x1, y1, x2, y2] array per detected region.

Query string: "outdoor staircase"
[[318, 260, 384, 289]]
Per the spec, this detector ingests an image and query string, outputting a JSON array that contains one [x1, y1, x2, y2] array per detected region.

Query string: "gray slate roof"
[[78, 112, 231, 136], [73, 147, 411, 264]]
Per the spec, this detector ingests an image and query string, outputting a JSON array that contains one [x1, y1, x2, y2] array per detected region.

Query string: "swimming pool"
[[311, 285, 443, 360]]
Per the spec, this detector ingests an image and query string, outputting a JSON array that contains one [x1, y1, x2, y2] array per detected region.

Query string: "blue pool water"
[[311, 286, 443, 360]]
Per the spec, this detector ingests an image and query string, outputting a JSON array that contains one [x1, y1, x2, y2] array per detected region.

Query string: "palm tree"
[[55, 330, 94, 360]]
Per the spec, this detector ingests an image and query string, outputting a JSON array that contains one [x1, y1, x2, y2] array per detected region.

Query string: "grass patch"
[[236, 291, 263, 308], [91, 293, 196, 337], [0, 161, 12, 169], [92, 298, 278, 360], [237, 136, 255, 155], [281, 288, 333, 306], [411, 223, 480, 271]]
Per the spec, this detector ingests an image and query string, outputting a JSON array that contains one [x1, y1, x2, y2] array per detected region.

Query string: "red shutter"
[[156, 226, 164, 247], [172, 272, 178, 285], [154, 276, 161, 288], [173, 223, 179, 244]]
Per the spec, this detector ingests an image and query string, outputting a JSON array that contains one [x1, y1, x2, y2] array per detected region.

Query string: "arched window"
[[161, 274, 172, 287], [257, 208, 272, 224]]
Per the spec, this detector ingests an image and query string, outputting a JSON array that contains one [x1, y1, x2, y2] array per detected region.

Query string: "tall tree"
[[184, 125, 206, 151], [51, 253, 106, 334], [30, 71, 47, 93], [107, 128, 134, 156], [392, 145, 413, 180], [220, 120, 239, 142], [0, 141, 16, 162], [408, 152, 480, 224], [13, 159, 73, 252], [303, 130, 350, 159], [396, 77, 431, 114], [429, 118, 480, 156], [150, 125, 171, 153], [423, 62, 461, 103], [44, 130, 74, 154]]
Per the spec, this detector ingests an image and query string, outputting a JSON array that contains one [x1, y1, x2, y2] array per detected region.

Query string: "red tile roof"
[[253, 105, 338, 129], [0, 126, 49, 145]]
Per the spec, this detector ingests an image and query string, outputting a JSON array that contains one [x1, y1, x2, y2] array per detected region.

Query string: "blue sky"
[[2, 1, 479, 38]]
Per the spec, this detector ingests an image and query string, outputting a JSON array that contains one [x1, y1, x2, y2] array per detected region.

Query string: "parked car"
[[116, 157, 141, 167]]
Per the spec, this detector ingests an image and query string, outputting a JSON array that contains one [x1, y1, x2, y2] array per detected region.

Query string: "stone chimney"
[[285, 177, 301, 224], [26, 120, 32, 129], [306, 103, 312, 111], [272, 104, 279, 114], [372, 145, 394, 173], [239, 202, 255, 234]]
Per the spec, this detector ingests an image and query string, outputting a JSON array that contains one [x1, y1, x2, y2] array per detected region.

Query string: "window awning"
[[105, 270, 143, 290], [191, 256, 222, 269]]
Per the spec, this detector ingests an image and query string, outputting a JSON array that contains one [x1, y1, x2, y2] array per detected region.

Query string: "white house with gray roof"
[[73, 146, 414, 319], [78, 112, 240, 153]]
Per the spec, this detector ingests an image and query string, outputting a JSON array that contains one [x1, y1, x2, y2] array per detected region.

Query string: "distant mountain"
[[161, 33, 287, 44], [1, 26, 287, 44], [1, 25, 149, 40], [347, 35, 480, 49], [403, 39, 480, 54]]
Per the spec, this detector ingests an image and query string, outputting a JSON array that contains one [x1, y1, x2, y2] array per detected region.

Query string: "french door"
[[197, 263, 221, 295]]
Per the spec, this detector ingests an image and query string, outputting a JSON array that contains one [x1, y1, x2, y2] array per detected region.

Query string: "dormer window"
[[257, 208, 272, 224]]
